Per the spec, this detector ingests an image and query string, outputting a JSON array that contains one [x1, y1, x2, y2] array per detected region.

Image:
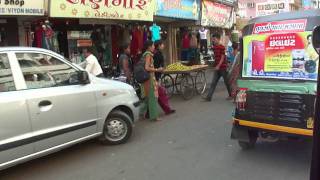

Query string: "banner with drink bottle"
[[242, 19, 318, 81]]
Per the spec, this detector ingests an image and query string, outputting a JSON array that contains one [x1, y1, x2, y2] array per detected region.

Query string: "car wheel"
[[99, 110, 133, 145]]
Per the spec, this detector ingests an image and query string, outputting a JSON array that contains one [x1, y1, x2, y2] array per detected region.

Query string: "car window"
[[16, 53, 80, 90], [0, 53, 15, 92]]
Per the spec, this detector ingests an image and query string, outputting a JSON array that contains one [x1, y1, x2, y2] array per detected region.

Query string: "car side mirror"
[[78, 71, 90, 85], [312, 26, 320, 55]]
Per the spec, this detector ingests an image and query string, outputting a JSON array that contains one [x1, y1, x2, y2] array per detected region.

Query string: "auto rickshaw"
[[231, 10, 320, 149]]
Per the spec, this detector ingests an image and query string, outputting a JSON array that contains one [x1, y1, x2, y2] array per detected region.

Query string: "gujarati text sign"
[[50, 0, 155, 21]]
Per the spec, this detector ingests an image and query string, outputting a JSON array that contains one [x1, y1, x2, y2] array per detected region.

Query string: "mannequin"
[[150, 23, 161, 42], [43, 20, 54, 50], [199, 27, 208, 54]]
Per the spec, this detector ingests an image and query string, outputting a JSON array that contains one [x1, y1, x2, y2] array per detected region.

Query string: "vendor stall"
[[161, 63, 208, 100]]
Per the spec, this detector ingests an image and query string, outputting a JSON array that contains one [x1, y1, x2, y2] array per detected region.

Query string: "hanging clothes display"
[[44, 25, 54, 50], [181, 32, 190, 61], [122, 26, 131, 44], [111, 25, 120, 65], [199, 27, 208, 54], [150, 23, 161, 42], [131, 26, 143, 57], [34, 26, 43, 48], [57, 31, 68, 57], [143, 26, 148, 43]]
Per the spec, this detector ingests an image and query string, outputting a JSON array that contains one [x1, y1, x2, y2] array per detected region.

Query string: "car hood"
[[90, 76, 134, 91]]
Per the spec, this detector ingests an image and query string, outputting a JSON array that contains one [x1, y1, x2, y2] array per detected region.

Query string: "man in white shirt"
[[83, 47, 104, 77]]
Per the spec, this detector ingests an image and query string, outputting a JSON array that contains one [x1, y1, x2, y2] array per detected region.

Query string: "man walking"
[[83, 47, 104, 77], [204, 33, 232, 101]]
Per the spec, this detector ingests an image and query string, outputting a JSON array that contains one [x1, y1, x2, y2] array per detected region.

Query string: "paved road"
[[0, 83, 312, 180]]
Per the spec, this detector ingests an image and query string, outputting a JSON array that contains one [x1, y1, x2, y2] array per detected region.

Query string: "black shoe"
[[202, 97, 211, 102], [166, 109, 176, 115]]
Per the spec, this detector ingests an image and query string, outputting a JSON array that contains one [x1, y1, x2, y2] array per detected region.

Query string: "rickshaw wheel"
[[180, 74, 194, 100], [160, 74, 174, 98], [195, 71, 207, 94]]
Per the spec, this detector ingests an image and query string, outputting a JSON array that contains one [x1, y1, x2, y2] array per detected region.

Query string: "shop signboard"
[[50, 0, 155, 21], [155, 0, 200, 20], [0, 0, 44, 16], [256, 0, 290, 17], [201, 1, 233, 28], [242, 19, 318, 81]]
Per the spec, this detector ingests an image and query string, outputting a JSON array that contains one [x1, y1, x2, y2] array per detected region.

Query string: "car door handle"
[[38, 100, 53, 113], [38, 100, 52, 107]]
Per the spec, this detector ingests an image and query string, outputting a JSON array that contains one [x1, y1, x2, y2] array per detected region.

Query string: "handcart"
[[161, 65, 208, 100]]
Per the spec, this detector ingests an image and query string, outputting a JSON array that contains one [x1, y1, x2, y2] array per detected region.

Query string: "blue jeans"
[[181, 49, 189, 61], [206, 69, 232, 100]]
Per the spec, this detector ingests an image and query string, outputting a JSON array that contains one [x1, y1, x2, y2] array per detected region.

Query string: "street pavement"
[[0, 81, 312, 180]]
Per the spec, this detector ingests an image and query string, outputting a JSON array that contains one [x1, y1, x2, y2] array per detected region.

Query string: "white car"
[[0, 47, 140, 170]]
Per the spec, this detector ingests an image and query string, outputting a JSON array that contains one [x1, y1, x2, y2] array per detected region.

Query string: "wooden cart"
[[161, 65, 208, 100]]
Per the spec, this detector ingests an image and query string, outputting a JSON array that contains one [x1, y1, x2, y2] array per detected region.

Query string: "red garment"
[[35, 28, 43, 48], [131, 28, 143, 56], [182, 36, 190, 49], [212, 44, 228, 70], [111, 26, 120, 65]]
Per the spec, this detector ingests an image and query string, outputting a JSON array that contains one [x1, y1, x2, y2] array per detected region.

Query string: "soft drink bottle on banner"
[[252, 41, 265, 74]]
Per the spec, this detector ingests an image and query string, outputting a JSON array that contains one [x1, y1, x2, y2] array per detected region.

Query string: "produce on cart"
[[161, 62, 208, 100]]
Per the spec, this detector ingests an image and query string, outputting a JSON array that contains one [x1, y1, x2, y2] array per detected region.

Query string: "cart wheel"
[[175, 74, 184, 93], [180, 74, 194, 100], [160, 74, 174, 98], [195, 71, 207, 95]]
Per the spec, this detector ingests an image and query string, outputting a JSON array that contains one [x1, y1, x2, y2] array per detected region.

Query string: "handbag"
[[134, 59, 150, 83]]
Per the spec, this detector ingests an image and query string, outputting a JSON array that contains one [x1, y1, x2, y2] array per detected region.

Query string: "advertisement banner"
[[50, 0, 155, 21], [155, 0, 200, 20], [0, 0, 44, 16], [253, 19, 307, 35], [201, 1, 233, 28], [302, 0, 312, 10], [256, 0, 290, 17], [243, 25, 319, 81]]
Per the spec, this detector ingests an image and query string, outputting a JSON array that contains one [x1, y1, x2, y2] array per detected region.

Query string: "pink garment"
[[158, 85, 171, 113], [45, 27, 54, 39]]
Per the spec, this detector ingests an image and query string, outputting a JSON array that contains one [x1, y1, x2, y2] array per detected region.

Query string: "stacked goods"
[[166, 62, 193, 71]]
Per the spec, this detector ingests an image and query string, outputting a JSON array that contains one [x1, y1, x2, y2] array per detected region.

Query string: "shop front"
[[201, 0, 235, 51], [48, 0, 156, 69], [155, 0, 200, 64], [0, 0, 45, 46]]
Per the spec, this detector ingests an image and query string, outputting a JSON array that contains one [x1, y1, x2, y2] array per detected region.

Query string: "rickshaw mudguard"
[[231, 124, 251, 142]]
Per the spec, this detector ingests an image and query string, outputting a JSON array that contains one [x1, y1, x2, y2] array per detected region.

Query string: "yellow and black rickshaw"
[[231, 10, 320, 149]]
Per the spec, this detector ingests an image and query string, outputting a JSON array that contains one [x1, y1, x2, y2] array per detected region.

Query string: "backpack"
[[133, 52, 150, 83]]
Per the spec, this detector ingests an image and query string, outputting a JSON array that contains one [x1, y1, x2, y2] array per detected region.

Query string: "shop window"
[[0, 54, 15, 92], [247, 2, 255, 8], [16, 53, 80, 90]]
